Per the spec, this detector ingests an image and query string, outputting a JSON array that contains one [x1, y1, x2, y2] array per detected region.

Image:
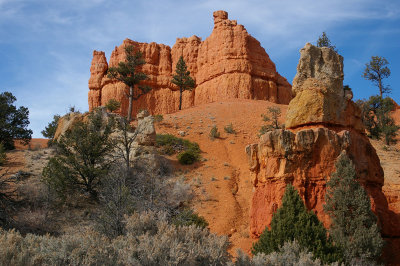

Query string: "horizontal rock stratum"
[[88, 10, 292, 117]]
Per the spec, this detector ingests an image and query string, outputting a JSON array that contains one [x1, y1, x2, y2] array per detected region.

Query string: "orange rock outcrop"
[[247, 43, 400, 238], [88, 11, 292, 117]]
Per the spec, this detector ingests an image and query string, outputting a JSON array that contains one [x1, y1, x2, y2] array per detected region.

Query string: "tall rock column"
[[247, 43, 400, 238], [88, 51, 108, 111]]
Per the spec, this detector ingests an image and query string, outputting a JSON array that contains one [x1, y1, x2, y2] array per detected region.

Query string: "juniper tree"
[[42, 110, 115, 198], [171, 56, 195, 110], [0, 92, 32, 150], [324, 153, 383, 263], [41, 114, 61, 146], [358, 95, 399, 144], [252, 184, 341, 263], [107, 45, 151, 122], [41, 114, 60, 139]]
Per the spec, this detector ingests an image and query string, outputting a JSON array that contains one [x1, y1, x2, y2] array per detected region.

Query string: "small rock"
[[178, 131, 186, 137]]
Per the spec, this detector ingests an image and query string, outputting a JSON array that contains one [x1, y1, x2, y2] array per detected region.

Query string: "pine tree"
[[252, 184, 341, 263], [363, 56, 391, 97], [324, 153, 384, 263], [171, 56, 195, 110], [316, 32, 337, 52], [107, 45, 151, 122]]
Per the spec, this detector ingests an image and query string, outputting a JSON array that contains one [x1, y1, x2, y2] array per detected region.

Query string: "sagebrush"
[[0, 211, 230, 265]]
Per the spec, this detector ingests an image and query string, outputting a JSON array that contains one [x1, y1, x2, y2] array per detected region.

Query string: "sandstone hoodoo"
[[247, 43, 400, 238], [88, 10, 292, 117]]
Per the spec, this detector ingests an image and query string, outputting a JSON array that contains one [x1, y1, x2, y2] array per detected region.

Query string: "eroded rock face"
[[54, 108, 156, 148], [247, 43, 400, 238], [88, 51, 108, 111], [286, 43, 363, 132], [136, 110, 156, 146], [292, 43, 343, 95], [88, 10, 292, 117], [246, 127, 398, 236]]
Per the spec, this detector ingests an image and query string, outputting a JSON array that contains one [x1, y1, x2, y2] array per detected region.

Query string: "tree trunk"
[[127, 86, 133, 122], [179, 86, 183, 110], [125, 141, 130, 175], [378, 79, 383, 98]]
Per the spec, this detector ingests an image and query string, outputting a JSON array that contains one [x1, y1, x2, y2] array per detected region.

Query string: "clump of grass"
[[209, 126, 220, 140], [224, 123, 236, 134], [153, 114, 164, 123], [156, 134, 200, 164]]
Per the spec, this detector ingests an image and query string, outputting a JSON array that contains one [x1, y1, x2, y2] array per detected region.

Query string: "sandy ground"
[[156, 99, 287, 255]]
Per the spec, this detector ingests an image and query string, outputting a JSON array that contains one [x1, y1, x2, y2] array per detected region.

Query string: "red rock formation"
[[247, 43, 400, 239], [88, 51, 108, 111], [88, 11, 292, 117]]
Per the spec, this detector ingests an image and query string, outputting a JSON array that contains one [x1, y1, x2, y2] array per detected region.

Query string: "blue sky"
[[1, 0, 399, 137]]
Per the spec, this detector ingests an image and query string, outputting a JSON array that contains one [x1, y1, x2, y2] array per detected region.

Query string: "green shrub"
[[105, 99, 121, 112], [224, 123, 236, 134], [252, 184, 341, 263], [156, 134, 200, 164], [153, 114, 164, 123], [178, 151, 197, 165], [258, 125, 273, 137], [209, 125, 220, 140], [0, 143, 6, 166], [173, 209, 208, 228]]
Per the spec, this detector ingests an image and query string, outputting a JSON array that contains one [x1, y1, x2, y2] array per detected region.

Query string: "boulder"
[[286, 43, 364, 133], [136, 110, 156, 146]]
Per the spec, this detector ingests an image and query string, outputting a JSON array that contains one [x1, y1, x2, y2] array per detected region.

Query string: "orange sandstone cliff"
[[246, 43, 400, 238], [88, 11, 292, 117]]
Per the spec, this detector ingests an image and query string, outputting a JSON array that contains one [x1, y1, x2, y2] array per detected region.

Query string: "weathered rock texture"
[[286, 43, 364, 133], [88, 11, 292, 117], [136, 110, 156, 146], [54, 107, 156, 148], [247, 43, 400, 238]]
